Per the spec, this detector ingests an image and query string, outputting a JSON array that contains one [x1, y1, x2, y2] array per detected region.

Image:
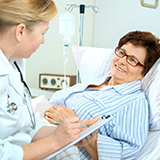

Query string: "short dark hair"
[[118, 31, 160, 76]]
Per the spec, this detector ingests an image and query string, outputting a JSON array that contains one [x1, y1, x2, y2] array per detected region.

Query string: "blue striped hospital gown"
[[49, 73, 149, 160]]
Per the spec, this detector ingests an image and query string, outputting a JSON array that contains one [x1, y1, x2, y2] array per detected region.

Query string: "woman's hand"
[[45, 104, 100, 148], [79, 118, 100, 160], [76, 117, 100, 147], [45, 104, 76, 123], [50, 116, 81, 148]]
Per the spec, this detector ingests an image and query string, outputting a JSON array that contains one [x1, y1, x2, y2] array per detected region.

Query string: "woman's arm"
[[22, 117, 81, 160], [22, 116, 98, 160], [45, 104, 99, 159]]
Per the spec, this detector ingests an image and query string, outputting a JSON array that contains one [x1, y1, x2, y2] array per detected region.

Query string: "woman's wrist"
[[84, 134, 98, 159], [85, 134, 97, 148]]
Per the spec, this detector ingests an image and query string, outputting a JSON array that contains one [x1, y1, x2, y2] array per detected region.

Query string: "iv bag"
[[59, 12, 75, 43]]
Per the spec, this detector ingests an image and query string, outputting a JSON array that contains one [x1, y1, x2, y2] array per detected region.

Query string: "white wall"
[[26, 0, 95, 89], [94, 0, 160, 49]]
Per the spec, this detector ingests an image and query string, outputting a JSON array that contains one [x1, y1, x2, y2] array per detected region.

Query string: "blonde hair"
[[0, 0, 57, 32]]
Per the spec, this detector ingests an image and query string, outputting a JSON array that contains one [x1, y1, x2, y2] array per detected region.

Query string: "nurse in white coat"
[[0, 0, 98, 159]]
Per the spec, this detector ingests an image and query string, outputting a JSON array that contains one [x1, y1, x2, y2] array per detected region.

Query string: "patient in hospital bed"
[[44, 31, 160, 160]]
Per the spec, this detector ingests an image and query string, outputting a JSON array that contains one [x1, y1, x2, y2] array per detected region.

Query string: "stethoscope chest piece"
[[7, 95, 18, 115]]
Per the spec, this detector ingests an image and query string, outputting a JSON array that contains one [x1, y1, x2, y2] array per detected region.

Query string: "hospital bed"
[[30, 45, 160, 159]]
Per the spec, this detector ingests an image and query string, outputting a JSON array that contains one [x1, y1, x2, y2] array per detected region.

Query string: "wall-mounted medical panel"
[[39, 74, 76, 90]]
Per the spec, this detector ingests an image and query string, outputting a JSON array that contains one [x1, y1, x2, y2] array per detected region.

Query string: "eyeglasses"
[[114, 47, 145, 68]]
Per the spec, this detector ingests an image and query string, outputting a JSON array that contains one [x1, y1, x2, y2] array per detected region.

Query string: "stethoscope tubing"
[[6, 61, 36, 129]]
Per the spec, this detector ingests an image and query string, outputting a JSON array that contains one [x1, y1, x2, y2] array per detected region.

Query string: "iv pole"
[[65, 4, 99, 83]]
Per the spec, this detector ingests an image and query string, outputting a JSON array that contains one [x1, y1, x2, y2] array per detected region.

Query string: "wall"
[[93, 0, 160, 49], [26, 0, 95, 89]]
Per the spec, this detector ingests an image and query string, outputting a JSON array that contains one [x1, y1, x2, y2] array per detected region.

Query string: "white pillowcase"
[[72, 45, 114, 83], [142, 58, 160, 130], [72, 45, 160, 130]]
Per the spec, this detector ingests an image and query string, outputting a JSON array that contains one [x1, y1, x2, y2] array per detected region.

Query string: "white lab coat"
[[0, 49, 44, 159]]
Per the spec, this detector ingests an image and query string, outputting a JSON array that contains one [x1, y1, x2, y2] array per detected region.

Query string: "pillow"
[[142, 58, 160, 130], [72, 45, 114, 83], [72, 45, 160, 130]]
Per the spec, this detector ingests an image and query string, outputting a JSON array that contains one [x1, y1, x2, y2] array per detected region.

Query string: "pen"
[[51, 121, 88, 128]]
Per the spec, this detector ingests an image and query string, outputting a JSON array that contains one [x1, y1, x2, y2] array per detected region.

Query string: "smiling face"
[[110, 42, 146, 85]]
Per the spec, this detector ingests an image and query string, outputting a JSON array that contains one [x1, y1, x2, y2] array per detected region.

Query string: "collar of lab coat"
[[0, 49, 24, 96]]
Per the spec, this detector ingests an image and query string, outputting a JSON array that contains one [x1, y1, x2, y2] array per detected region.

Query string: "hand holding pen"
[[52, 121, 88, 128], [52, 116, 100, 147], [52, 117, 100, 128]]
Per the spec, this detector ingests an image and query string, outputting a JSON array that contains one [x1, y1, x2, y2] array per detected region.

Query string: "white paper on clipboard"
[[47, 115, 114, 159]]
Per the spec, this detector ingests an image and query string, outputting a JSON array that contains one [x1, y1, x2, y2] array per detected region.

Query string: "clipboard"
[[48, 114, 114, 159]]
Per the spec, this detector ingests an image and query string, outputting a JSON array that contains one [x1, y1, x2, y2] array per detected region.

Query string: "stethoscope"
[[6, 61, 36, 129]]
